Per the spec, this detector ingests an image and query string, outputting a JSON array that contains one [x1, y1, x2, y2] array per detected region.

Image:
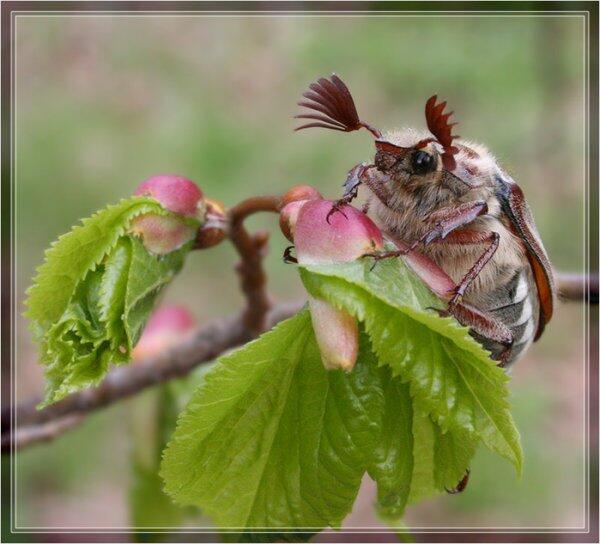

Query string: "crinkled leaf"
[[300, 258, 522, 474], [161, 310, 431, 539], [26, 196, 167, 329], [37, 235, 191, 406]]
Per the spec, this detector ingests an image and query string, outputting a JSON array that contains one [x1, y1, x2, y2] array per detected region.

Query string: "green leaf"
[[403, 410, 475, 503], [299, 258, 522, 474], [26, 196, 167, 329], [37, 235, 191, 406], [366, 371, 414, 520], [161, 310, 429, 537], [432, 426, 477, 491]]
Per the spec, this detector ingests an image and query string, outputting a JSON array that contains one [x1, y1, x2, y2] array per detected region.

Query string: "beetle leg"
[[362, 248, 411, 271], [437, 300, 514, 366], [437, 301, 513, 346], [282, 246, 298, 264], [418, 200, 489, 246], [446, 469, 470, 494], [448, 232, 500, 306], [343, 162, 372, 197], [326, 163, 377, 223]]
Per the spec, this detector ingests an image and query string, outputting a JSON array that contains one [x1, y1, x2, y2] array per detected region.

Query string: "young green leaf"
[[366, 372, 414, 520], [161, 309, 441, 538], [39, 236, 190, 405], [299, 258, 522, 474], [26, 195, 199, 405], [26, 196, 167, 330]]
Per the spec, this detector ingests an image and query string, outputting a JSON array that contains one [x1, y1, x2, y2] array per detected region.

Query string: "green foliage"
[[26, 197, 165, 328], [300, 258, 522, 474], [161, 309, 478, 539], [26, 197, 196, 405]]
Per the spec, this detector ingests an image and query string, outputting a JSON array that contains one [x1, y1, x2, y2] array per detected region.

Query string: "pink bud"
[[280, 185, 322, 208], [279, 185, 323, 242], [129, 214, 197, 255], [292, 199, 383, 372], [308, 297, 359, 371], [131, 175, 204, 254], [135, 175, 203, 217], [133, 305, 196, 360], [279, 200, 307, 242], [295, 200, 383, 265]]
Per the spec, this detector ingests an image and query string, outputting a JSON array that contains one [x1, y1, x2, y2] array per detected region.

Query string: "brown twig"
[[3, 271, 594, 453], [3, 194, 284, 453], [2, 414, 84, 451], [557, 272, 599, 303], [227, 195, 282, 333], [1, 301, 302, 452]]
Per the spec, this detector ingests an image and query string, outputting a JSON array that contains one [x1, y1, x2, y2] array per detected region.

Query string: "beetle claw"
[[445, 469, 470, 494], [282, 246, 298, 264], [326, 200, 349, 224]]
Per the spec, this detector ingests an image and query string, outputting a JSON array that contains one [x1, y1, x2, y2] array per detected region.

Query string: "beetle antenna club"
[[421, 95, 460, 171], [294, 74, 381, 138]]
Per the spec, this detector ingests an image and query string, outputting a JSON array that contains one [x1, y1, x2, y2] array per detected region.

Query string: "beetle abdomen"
[[474, 267, 540, 367]]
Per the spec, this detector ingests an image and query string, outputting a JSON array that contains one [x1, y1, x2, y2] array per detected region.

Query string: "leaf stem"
[[227, 195, 282, 333]]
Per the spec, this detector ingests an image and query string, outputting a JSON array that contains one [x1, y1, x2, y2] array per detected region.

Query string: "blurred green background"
[[13, 13, 586, 533]]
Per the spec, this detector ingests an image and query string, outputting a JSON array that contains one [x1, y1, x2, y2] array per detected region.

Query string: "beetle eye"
[[411, 150, 436, 175]]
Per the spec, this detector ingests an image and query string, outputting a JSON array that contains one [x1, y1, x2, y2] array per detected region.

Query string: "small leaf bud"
[[292, 199, 383, 372], [131, 175, 203, 255], [279, 185, 323, 242]]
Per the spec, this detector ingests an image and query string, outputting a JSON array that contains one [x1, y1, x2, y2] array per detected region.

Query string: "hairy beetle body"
[[364, 134, 543, 367], [294, 74, 556, 369]]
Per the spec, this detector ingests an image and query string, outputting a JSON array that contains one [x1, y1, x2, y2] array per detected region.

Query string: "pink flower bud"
[[308, 297, 359, 371], [292, 199, 384, 372], [133, 305, 195, 360], [280, 185, 322, 208], [279, 185, 323, 242], [279, 200, 307, 242], [131, 175, 204, 254], [135, 175, 203, 217], [295, 200, 383, 265]]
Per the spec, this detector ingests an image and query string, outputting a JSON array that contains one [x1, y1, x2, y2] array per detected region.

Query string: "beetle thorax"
[[365, 128, 527, 303], [369, 128, 499, 240]]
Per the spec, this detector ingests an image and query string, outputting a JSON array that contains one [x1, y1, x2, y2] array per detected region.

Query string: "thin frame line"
[[9, 7, 593, 536]]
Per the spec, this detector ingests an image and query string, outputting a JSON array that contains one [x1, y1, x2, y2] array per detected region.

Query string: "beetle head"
[[295, 75, 460, 188]]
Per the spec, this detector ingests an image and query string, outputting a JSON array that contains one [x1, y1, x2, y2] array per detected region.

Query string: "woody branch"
[[1, 193, 596, 452]]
